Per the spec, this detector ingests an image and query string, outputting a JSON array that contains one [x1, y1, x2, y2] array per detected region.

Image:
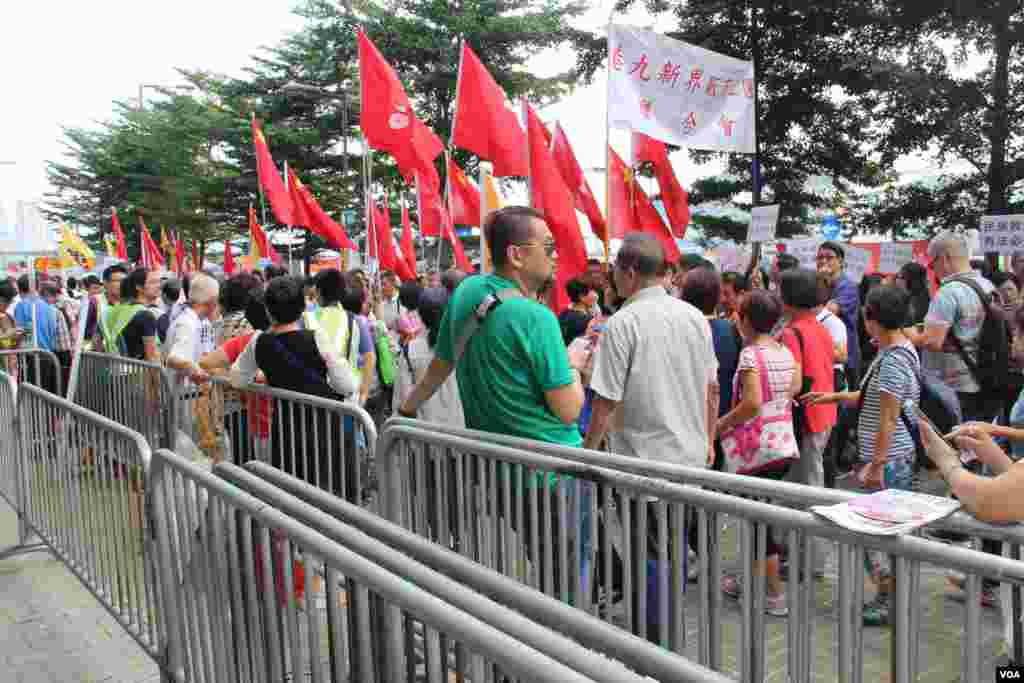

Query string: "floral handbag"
[[719, 346, 800, 475]]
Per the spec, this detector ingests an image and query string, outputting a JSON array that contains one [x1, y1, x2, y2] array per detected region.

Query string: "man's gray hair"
[[189, 273, 220, 305], [928, 231, 969, 261]]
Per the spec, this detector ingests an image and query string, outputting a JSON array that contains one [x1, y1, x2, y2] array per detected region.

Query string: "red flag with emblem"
[[137, 215, 164, 269], [400, 201, 417, 279], [287, 168, 358, 251], [451, 42, 528, 177], [358, 31, 443, 191], [111, 209, 128, 260], [609, 146, 679, 262], [551, 123, 607, 243], [633, 132, 690, 238], [251, 119, 294, 225], [446, 155, 482, 226], [372, 199, 415, 281]]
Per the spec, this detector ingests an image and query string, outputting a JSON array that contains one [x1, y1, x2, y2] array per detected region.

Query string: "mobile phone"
[[904, 400, 976, 463]]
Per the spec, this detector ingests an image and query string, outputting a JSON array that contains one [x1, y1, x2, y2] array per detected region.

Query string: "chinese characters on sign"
[[785, 238, 824, 269], [878, 243, 914, 274], [844, 246, 873, 284], [979, 215, 1024, 255], [748, 205, 780, 243], [608, 25, 755, 153]]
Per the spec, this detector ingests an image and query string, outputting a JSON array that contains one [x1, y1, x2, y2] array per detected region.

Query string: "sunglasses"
[[516, 241, 558, 258]]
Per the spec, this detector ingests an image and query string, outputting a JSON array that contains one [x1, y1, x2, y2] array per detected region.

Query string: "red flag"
[[609, 147, 679, 263], [416, 173, 445, 237], [550, 123, 607, 243], [446, 155, 482, 226], [442, 208, 472, 273], [607, 146, 639, 240], [524, 102, 588, 310], [250, 207, 282, 265], [372, 199, 415, 281], [111, 209, 128, 260], [138, 215, 164, 269], [357, 31, 442, 190], [174, 236, 186, 275], [251, 119, 294, 225], [451, 43, 528, 177], [287, 168, 358, 251], [192, 241, 201, 271], [400, 201, 418, 279], [633, 132, 690, 238], [223, 242, 236, 275]]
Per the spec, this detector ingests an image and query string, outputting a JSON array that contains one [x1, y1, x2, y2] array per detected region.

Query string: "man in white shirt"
[[164, 273, 220, 388], [374, 270, 403, 333]]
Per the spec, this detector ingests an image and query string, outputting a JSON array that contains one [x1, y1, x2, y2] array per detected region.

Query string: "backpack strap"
[[452, 287, 524, 363], [860, 345, 925, 460], [344, 311, 356, 365], [945, 276, 990, 380]]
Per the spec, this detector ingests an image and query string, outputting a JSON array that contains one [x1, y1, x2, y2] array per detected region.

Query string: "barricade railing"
[[176, 376, 378, 505], [149, 447, 605, 683], [387, 416, 1024, 665], [0, 369, 33, 555], [15, 382, 162, 662], [222, 459, 732, 683], [76, 351, 176, 450], [377, 422, 1024, 683], [0, 348, 63, 396]]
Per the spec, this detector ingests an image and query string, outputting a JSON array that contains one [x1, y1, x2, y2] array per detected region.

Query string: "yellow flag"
[[481, 170, 505, 273], [60, 225, 95, 260]]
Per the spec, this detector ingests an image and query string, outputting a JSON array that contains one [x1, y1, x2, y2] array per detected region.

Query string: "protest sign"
[[785, 238, 823, 269], [979, 215, 1024, 254], [878, 243, 914, 274], [748, 205, 780, 243], [844, 245, 873, 283]]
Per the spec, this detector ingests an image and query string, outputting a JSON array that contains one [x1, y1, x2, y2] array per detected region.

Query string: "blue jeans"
[[858, 458, 913, 579]]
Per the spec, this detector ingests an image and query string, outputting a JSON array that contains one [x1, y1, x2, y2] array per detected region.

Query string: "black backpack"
[[947, 276, 1011, 394]]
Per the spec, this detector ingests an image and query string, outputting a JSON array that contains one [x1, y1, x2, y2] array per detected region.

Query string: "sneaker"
[[863, 593, 890, 627], [765, 592, 788, 617], [721, 574, 742, 599], [687, 550, 700, 583]]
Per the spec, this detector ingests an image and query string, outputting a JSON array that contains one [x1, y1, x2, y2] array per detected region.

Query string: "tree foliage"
[[44, 0, 588, 261]]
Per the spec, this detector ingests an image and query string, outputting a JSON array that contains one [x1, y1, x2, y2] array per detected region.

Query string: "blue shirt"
[[832, 276, 860, 374], [13, 296, 57, 352], [709, 318, 742, 417]]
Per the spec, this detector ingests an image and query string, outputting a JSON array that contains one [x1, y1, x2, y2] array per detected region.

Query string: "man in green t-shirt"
[[398, 206, 586, 446]]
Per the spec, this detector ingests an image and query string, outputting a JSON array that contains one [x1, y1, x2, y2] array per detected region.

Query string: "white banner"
[[844, 246, 873, 284], [979, 215, 1024, 254], [878, 243, 914, 274], [607, 25, 755, 154], [748, 205, 780, 243]]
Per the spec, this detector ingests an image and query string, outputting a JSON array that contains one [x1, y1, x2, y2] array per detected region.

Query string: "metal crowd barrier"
[[15, 381, 163, 662], [377, 421, 1024, 683], [0, 348, 64, 396], [149, 448, 604, 683], [0, 370, 35, 557], [388, 416, 1024, 668], [76, 351, 175, 450], [221, 460, 732, 683], [180, 376, 379, 505]]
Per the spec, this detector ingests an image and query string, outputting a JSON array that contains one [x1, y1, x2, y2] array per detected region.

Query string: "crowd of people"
[[5, 211, 1024, 633]]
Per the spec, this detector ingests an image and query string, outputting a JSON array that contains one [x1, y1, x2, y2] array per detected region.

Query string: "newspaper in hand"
[[811, 489, 961, 536]]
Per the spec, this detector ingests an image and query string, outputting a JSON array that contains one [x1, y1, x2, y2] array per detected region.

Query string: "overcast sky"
[[2, 1, 972, 236]]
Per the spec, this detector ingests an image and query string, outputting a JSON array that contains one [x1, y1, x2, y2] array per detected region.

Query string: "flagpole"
[[522, 100, 532, 207], [284, 161, 293, 274], [603, 15, 614, 267], [748, 0, 764, 279], [449, 38, 465, 148], [479, 161, 491, 274], [252, 113, 269, 228]]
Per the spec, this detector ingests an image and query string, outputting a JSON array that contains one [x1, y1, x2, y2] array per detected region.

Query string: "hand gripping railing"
[[377, 421, 1024, 683], [149, 448, 605, 683], [220, 459, 732, 683], [15, 381, 162, 661], [191, 376, 379, 505]]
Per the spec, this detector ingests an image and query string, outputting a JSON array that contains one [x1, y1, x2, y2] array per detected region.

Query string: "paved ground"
[[0, 498, 159, 683]]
